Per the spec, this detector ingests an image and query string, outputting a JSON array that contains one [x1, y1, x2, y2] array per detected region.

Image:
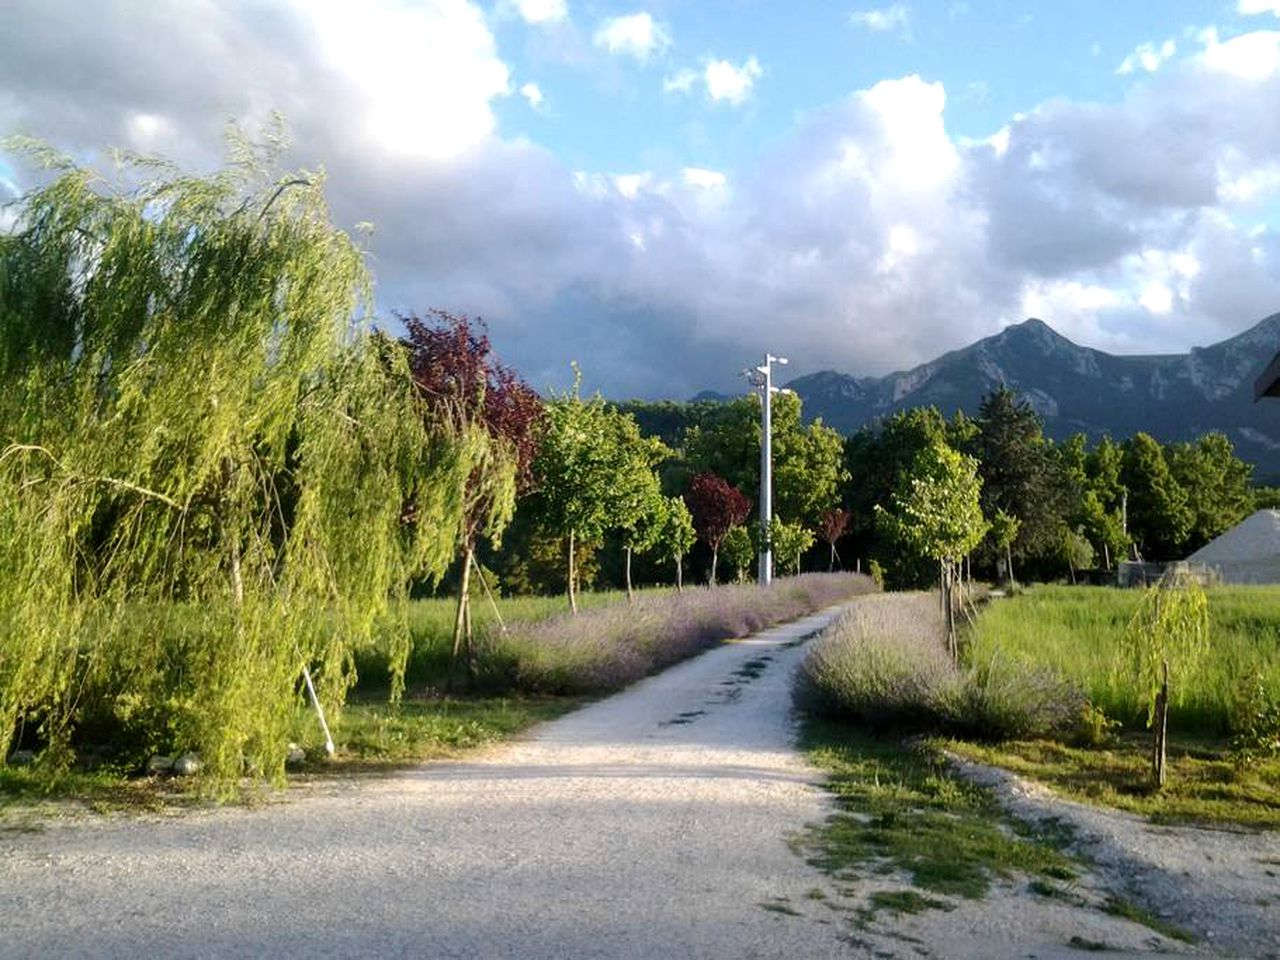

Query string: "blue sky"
[[488, 1, 1242, 165], [4, 1, 1280, 397]]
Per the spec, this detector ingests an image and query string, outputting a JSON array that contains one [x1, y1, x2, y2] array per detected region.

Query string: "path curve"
[[0, 608, 854, 960]]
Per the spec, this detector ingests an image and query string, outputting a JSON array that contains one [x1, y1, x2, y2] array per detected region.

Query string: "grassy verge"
[[2, 693, 577, 816], [797, 717, 1078, 925], [943, 735, 1280, 828], [313, 692, 583, 771], [969, 584, 1280, 734]]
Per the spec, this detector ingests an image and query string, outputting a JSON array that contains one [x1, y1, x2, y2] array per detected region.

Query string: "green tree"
[[768, 517, 816, 576], [988, 508, 1021, 586], [1122, 573, 1209, 787], [619, 465, 669, 601], [876, 441, 988, 655], [0, 135, 468, 778], [651, 495, 695, 590], [974, 388, 1071, 568], [844, 406, 950, 586], [685, 392, 847, 526], [1078, 435, 1130, 566], [721, 525, 756, 582], [1078, 489, 1129, 570], [531, 372, 664, 613], [1167, 432, 1253, 553], [1121, 433, 1192, 560], [1058, 526, 1095, 583]]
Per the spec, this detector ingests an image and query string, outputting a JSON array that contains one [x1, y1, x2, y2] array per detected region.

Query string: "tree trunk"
[[1152, 659, 1170, 789], [452, 544, 473, 664], [567, 530, 578, 615], [1006, 544, 1016, 588], [1103, 542, 1111, 571], [709, 546, 718, 585], [625, 545, 634, 604], [676, 556, 683, 591], [464, 551, 477, 683], [942, 560, 957, 661]]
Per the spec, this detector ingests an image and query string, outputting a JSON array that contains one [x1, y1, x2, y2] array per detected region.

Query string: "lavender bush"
[[796, 592, 1082, 740], [489, 573, 876, 694]]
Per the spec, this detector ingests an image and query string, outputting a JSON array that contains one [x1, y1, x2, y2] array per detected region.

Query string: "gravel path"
[[0, 608, 857, 960], [951, 755, 1280, 959], [1, 602, 1248, 959]]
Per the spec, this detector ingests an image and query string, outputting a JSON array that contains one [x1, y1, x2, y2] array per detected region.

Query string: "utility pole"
[[745, 353, 787, 585]]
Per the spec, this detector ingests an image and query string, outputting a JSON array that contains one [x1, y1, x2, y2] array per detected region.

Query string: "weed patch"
[[798, 719, 1077, 911], [1104, 895, 1197, 944]]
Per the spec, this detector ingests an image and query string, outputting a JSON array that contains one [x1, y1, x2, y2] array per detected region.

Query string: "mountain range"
[[780, 314, 1280, 482]]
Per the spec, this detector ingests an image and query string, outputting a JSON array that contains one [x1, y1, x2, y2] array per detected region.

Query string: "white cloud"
[[850, 5, 909, 34], [612, 172, 651, 198], [682, 167, 727, 189], [1116, 38, 1176, 74], [663, 69, 698, 94], [704, 57, 763, 104], [665, 57, 764, 106], [520, 81, 545, 109], [305, 0, 510, 160], [1239, 0, 1280, 15], [8, 6, 1280, 395], [1199, 28, 1280, 80], [593, 12, 670, 61], [511, 0, 567, 24]]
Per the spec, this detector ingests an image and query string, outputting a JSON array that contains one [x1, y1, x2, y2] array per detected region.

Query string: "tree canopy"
[[0, 136, 471, 777]]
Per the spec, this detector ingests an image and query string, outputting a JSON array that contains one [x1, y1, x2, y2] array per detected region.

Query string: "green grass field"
[[967, 585, 1280, 734], [960, 584, 1280, 826]]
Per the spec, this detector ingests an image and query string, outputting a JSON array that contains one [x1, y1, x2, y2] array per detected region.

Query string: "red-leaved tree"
[[401, 310, 544, 678], [684, 472, 752, 584], [817, 507, 852, 571]]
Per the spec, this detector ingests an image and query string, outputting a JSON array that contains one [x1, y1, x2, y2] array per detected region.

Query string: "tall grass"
[[492, 573, 877, 694], [968, 585, 1280, 734]]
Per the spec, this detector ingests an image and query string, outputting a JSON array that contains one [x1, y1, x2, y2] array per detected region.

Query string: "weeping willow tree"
[[0, 131, 471, 780]]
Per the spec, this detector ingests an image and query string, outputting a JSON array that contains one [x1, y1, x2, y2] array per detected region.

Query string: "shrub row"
[[488, 573, 878, 695], [796, 593, 1081, 741]]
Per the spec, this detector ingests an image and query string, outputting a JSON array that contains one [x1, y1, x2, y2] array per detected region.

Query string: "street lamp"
[[745, 353, 787, 586]]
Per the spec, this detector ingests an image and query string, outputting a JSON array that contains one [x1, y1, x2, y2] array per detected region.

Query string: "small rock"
[[285, 743, 306, 765], [146, 755, 174, 775], [8, 749, 36, 767], [172, 753, 201, 777]]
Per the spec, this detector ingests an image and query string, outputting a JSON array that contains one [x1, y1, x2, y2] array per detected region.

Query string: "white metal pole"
[[760, 355, 773, 585]]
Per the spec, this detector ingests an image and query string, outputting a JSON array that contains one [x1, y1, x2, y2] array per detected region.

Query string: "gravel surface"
[[950, 755, 1280, 959], [0, 601, 1248, 959], [0, 608, 857, 960]]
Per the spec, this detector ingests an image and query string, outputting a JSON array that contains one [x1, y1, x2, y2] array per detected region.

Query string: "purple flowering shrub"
[[797, 592, 1081, 740], [490, 573, 877, 694]]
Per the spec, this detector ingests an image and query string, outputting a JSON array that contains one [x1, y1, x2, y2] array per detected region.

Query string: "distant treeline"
[[511, 388, 1257, 591]]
